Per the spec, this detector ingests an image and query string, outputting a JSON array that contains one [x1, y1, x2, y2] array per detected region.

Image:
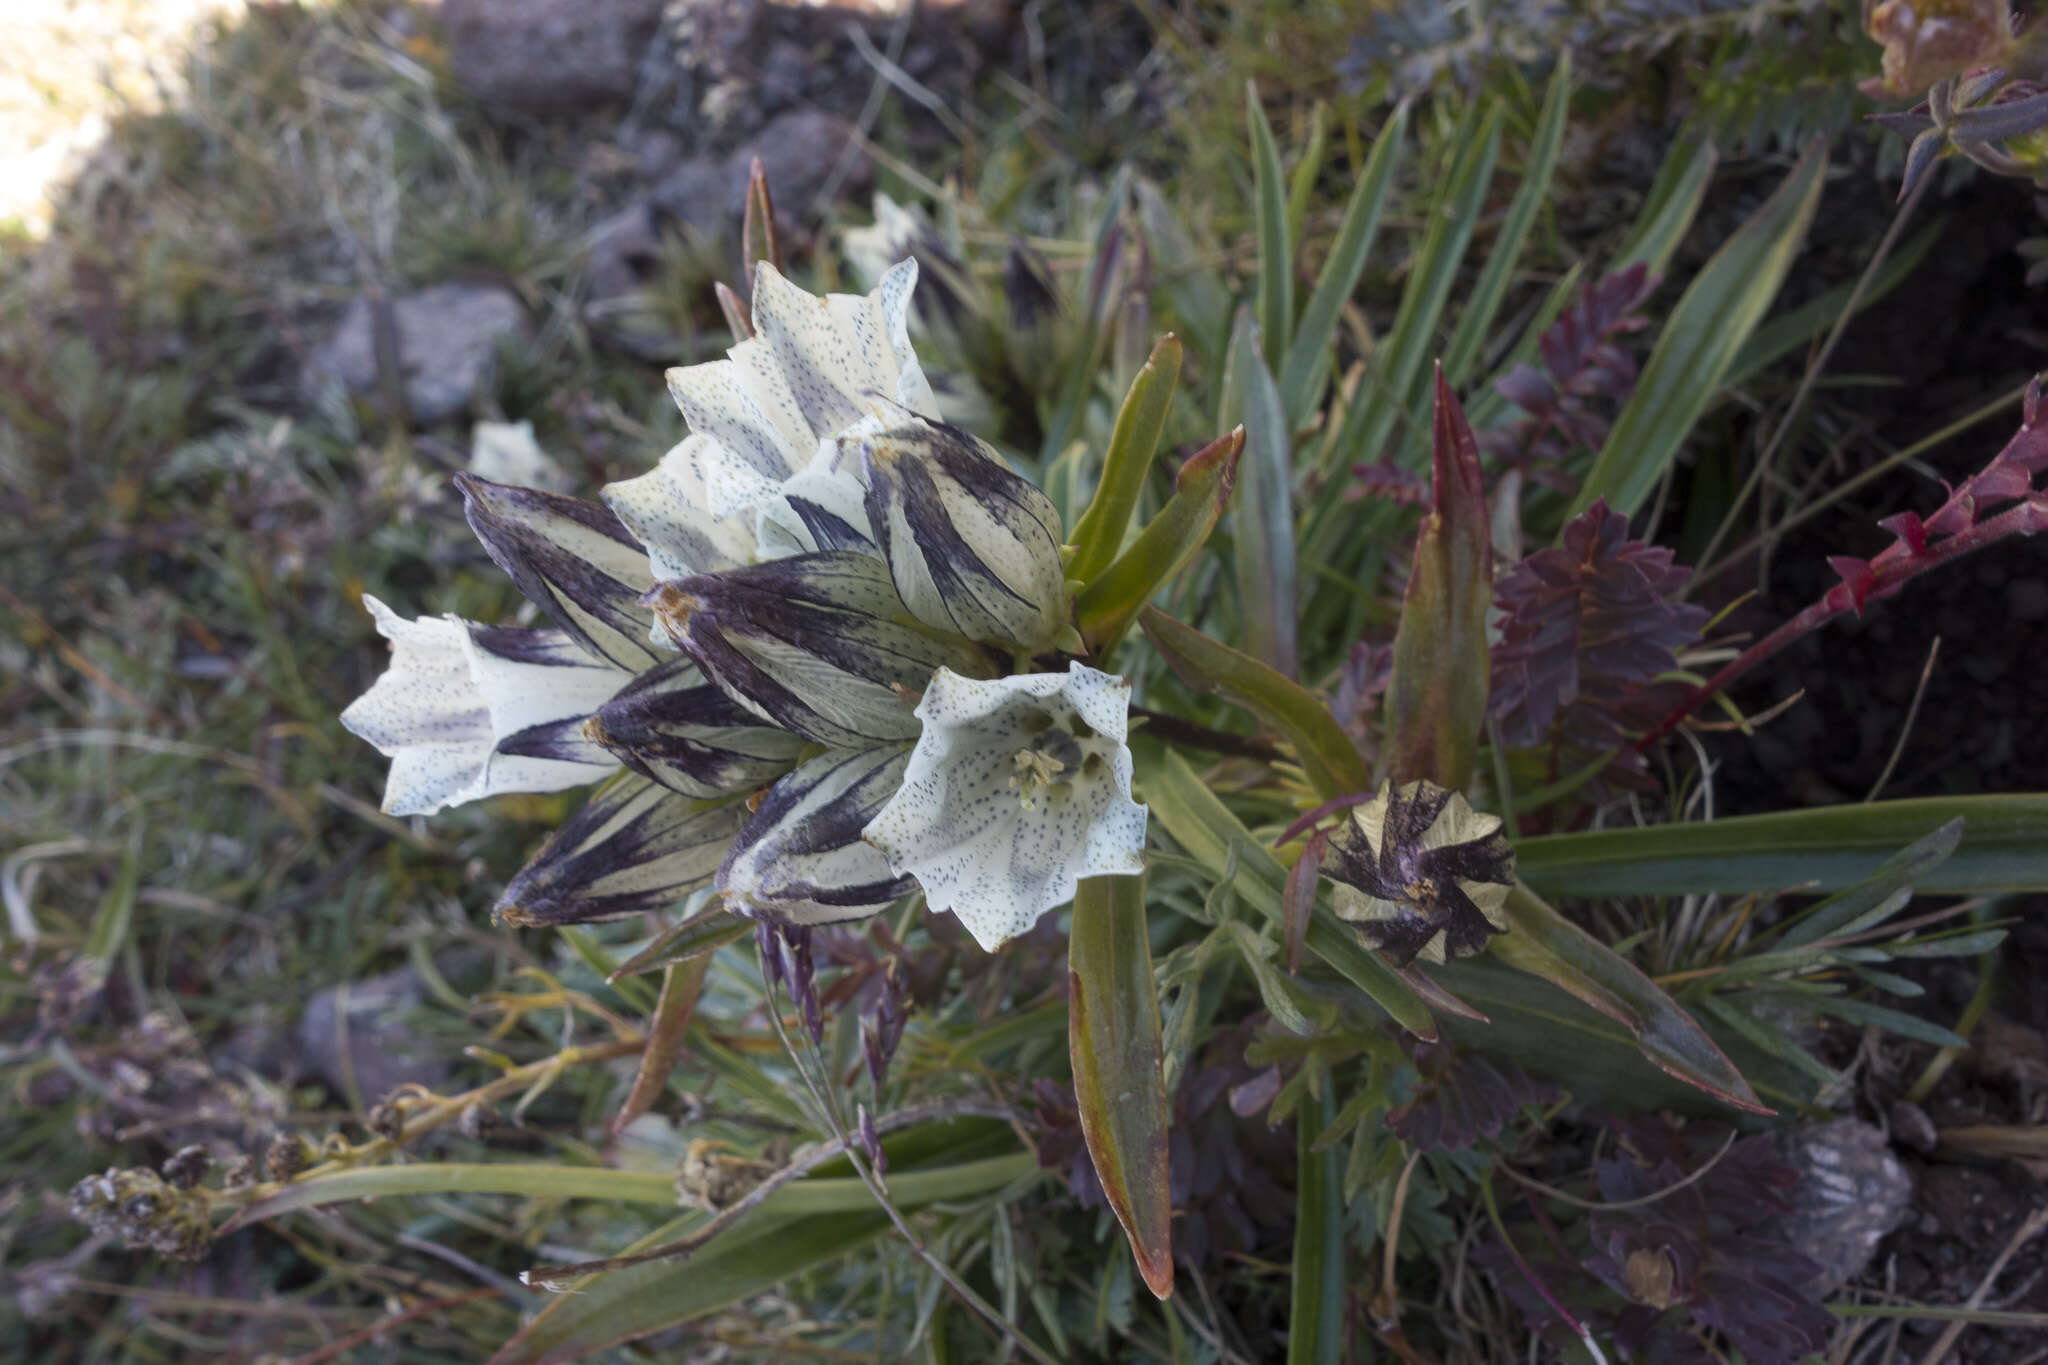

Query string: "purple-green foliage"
[[1489, 500, 1709, 769], [1482, 1116, 1831, 1364]]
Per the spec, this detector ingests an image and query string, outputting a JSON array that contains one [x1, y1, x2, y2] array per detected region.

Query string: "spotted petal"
[[863, 663, 1148, 952], [719, 746, 917, 925], [600, 435, 760, 584], [340, 596, 627, 817], [457, 474, 659, 671], [494, 773, 747, 926]]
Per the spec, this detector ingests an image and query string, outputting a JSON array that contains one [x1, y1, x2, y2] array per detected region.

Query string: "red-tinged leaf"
[[1827, 555, 1875, 611], [1346, 457, 1429, 507], [1283, 831, 1326, 973], [1878, 508, 1927, 554], [715, 280, 751, 340], [610, 954, 709, 1138], [1068, 873, 1174, 1299], [741, 157, 779, 289], [1385, 1042, 1557, 1152], [1489, 500, 1708, 772], [1075, 427, 1243, 653], [1490, 883, 1770, 1114], [1397, 963, 1491, 1023], [1381, 368, 1494, 789]]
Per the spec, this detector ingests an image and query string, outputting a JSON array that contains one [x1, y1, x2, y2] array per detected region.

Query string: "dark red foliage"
[[1489, 500, 1709, 767], [1345, 457, 1430, 507], [1384, 1042, 1557, 1152], [1480, 265, 1659, 492], [1481, 1116, 1831, 1365]]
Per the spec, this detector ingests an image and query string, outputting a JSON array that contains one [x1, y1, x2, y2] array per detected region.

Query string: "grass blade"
[[1280, 101, 1409, 424], [1515, 795, 2048, 897], [1287, 1087, 1344, 1365], [1246, 82, 1293, 370], [1570, 139, 1828, 520], [1440, 54, 1572, 388]]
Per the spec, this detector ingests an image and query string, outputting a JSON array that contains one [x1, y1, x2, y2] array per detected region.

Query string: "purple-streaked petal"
[[585, 656, 806, 797], [718, 746, 917, 925]]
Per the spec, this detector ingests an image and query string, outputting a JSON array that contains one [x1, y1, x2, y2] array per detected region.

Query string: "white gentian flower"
[[601, 260, 936, 587], [863, 663, 1148, 952], [340, 596, 627, 816]]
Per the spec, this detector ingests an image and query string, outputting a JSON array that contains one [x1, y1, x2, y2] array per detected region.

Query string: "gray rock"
[[297, 967, 450, 1106], [742, 109, 871, 231], [306, 283, 527, 425], [1772, 1118, 1915, 1290], [442, 0, 667, 113]]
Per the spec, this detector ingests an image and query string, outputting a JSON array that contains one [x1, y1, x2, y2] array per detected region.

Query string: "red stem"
[[1636, 496, 2048, 751]]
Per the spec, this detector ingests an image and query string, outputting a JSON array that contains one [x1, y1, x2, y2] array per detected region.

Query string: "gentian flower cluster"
[[342, 262, 1146, 952]]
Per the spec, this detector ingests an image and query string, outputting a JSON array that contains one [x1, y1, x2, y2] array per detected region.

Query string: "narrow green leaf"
[[1772, 820, 1960, 950], [83, 837, 142, 967], [1435, 956, 1814, 1115], [1381, 369, 1492, 789], [1287, 1087, 1344, 1365], [1135, 178, 1230, 364], [1280, 102, 1409, 423], [1246, 82, 1293, 369], [1322, 100, 1503, 482], [1286, 103, 1328, 251], [1440, 54, 1572, 388], [1139, 748, 1437, 1039], [1611, 136, 1717, 278], [1725, 218, 1942, 389], [493, 1144, 1037, 1365], [610, 906, 752, 980], [1489, 883, 1768, 1113], [1571, 139, 1828, 519], [1069, 873, 1174, 1299], [1067, 334, 1184, 584], [1040, 169, 1132, 463], [1139, 607, 1370, 800], [1075, 426, 1243, 653], [1223, 306, 1300, 676], [1515, 796, 2048, 898]]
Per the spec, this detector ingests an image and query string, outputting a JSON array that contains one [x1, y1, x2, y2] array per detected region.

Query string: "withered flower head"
[[1322, 779, 1514, 966], [1865, 0, 2013, 98]]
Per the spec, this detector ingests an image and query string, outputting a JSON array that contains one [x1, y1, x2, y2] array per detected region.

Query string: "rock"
[[1889, 1098, 1939, 1155], [1772, 1118, 1915, 1290], [297, 967, 450, 1106], [649, 156, 741, 245], [306, 283, 528, 425], [442, 0, 667, 113]]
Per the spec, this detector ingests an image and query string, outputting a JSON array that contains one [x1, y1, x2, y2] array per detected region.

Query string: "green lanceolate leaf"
[[1516, 796, 2048, 898], [1246, 83, 1293, 370], [1571, 139, 1828, 520], [1140, 748, 1436, 1039], [1320, 98, 1503, 486], [1726, 219, 1942, 389], [1068, 334, 1184, 585], [490, 1144, 1038, 1365], [1612, 136, 1716, 278], [1768, 819, 1961, 952], [1281, 101, 1408, 425], [1075, 427, 1243, 653], [1069, 873, 1174, 1299], [609, 905, 752, 979], [1288, 1087, 1345, 1365], [1381, 369, 1492, 790], [1224, 306, 1300, 677], [1140, 606, 1369, 801], [1489, 883, 1768, 1113], [1440, 54, 1572, 388]]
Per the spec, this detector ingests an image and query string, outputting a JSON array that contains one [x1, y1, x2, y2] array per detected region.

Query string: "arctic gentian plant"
[[342, 259, 1147, 950]]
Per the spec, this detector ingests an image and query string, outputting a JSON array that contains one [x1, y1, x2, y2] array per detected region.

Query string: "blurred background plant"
[[7, 0, 2048, 1361]]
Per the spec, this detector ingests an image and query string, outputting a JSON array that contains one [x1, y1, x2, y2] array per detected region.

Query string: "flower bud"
[[584, 657, 805, 797], [850, 410, 1069, 653], [648, 551, 998, 749], [718, 746, 917, 926]]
